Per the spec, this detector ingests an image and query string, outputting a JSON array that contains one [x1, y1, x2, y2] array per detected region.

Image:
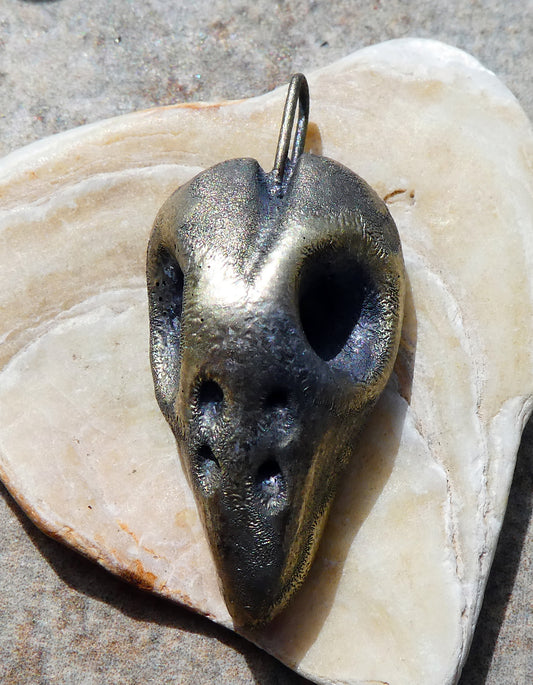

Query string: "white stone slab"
[[0, 39, 532, 685]]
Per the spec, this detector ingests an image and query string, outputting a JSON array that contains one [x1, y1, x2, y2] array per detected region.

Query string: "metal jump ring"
[[272, 73, 310, 189]]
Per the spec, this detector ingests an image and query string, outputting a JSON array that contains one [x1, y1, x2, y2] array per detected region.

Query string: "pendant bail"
[[272, 73, 309, 191]]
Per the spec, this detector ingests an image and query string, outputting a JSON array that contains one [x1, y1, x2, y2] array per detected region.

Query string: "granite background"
[[0, 1, 531, 683]]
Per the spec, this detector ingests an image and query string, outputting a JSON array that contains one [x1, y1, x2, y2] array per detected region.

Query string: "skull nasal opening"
[[191, 378, 225, 498], [193, 377, 224, 448], [254, 458, 288, 515], [196, 444, 221, 496], [197, 379, 224, 412]]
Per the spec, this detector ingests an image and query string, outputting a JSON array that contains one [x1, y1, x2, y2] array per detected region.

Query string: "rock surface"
[[0, 40, 532, 685]]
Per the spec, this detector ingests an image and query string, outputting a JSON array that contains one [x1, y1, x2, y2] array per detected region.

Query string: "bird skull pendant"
[[146, 75, 405, 625]]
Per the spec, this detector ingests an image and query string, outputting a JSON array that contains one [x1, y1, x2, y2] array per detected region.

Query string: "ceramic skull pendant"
[[147, 75, 405, 625]]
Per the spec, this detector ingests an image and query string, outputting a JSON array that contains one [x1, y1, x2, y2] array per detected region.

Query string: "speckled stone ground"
[[0, 1, 531, 683]]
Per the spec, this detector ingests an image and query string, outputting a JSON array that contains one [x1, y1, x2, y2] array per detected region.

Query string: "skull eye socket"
[[147, 247, 185, 415], [150, 248, 184, 326], [298, 250, 369, 361]]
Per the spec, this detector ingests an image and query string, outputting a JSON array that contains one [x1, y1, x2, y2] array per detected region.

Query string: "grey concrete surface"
[[0, 1, 532, 683]]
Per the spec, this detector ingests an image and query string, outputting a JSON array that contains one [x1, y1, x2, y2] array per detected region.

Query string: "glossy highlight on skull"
[[147, 149, 405, 625]]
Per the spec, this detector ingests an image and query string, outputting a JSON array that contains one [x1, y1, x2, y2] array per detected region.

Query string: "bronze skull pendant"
[[147, 75, 405, 625]]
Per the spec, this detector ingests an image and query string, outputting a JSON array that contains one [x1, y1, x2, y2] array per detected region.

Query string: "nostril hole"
[[255, 459, 288, 514], [264, 387, 289, 410], [263, 387, 296, 444], [196, 444, 221, 496], [257, 460, 283, 495], [198, 380, 224, 412]]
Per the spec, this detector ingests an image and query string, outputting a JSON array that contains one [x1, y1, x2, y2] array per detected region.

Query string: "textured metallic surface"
[[147, 80, 405, 623]]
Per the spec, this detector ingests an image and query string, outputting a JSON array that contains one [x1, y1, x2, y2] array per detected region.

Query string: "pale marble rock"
[[0, 39, 532, 685]]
